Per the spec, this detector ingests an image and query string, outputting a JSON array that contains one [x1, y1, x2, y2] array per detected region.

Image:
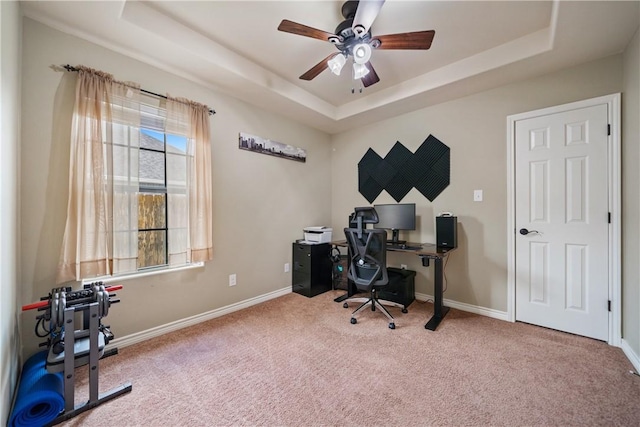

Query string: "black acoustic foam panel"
[[358, 135, 450, 203], [358, 149, 385, 203]]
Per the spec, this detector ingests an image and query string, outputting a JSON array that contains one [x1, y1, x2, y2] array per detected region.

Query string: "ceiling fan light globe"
[[328, 54, 346, 76], [353, 63, 370, 79], [353, 43, 372, 64]]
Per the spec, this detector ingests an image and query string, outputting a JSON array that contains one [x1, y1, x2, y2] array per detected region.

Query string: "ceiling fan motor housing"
[[333, 18, 371, 54], [334, 18, 355, 41]]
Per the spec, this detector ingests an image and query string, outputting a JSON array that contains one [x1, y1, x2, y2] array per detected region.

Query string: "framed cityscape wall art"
[[238, 132, 307, 163]]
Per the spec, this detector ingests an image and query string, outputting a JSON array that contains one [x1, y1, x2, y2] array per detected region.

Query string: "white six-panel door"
[[514, 103, 609, 341]]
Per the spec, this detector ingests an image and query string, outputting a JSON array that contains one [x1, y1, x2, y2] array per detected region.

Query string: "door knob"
[[519, 228, 539, 235]]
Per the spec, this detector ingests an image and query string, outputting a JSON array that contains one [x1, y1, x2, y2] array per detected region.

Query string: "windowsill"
[[81, 262, 205, 286]]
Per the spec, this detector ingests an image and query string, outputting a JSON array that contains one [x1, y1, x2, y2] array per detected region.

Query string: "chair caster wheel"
[[343, 302, 349, 309], [402, 308, 408, 313], [350, 318, 357, 324], [389, 323, 395, 329]]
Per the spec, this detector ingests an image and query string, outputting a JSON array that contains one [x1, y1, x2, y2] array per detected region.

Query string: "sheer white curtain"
[[109, 83, 141, 275], [56, 67, 140, 283], [165, 97, 213, 264]]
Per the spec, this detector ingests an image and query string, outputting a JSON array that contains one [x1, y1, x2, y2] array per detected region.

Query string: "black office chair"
[[343, 207, 407, 329]]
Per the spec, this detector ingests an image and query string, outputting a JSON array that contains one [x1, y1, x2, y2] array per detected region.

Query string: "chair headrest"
[[350, 206, 378, 225]]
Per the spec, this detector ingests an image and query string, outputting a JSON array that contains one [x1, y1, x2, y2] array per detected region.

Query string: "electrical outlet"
[[401, 264, 407, 270], [229, 273, 237, 286], [284, 263, 290, 273]]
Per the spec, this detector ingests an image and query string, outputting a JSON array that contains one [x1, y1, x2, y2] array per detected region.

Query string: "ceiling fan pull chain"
[[351, 80, 364, 94]]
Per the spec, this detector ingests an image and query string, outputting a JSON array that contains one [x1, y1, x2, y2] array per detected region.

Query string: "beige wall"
[[623, 26, 640, 358], [331, 55, 623, 312], [1, 1, 21, 425], [19, 18, 332, 356]]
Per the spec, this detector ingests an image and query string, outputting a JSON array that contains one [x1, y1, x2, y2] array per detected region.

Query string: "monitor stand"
[[388, 229, 406, 245], [388, 240, 407, 245]]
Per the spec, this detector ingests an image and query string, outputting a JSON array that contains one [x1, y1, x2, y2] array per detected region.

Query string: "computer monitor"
[[373, 203, 416, 244]]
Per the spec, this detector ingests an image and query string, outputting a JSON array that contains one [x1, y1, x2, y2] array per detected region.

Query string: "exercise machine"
[[22, 282, 132, 425]]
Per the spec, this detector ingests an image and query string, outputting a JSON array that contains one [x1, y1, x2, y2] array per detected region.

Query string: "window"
[[137, 104, 189, 270], [138, 127, 170, 269], [57, 67, 212, 285], [109, 96, 190, 272]]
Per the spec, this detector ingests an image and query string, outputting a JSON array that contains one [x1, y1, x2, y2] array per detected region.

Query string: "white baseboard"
[[621, 339, 640, 374], [415, 292, 509, 321], [109, 287, 291, 350]]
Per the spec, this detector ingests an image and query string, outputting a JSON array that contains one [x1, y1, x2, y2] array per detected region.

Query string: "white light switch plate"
[[474, 189, 483, 202]]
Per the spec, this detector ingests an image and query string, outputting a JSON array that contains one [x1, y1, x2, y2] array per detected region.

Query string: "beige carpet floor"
[[61, 290, 639, 426]]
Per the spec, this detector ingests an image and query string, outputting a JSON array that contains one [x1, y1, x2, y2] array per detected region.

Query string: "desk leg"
[[334, 293, 349, 303], [334, 279, 356, 303], [425, 256, 449, 331], [334, 247, 356, 303]]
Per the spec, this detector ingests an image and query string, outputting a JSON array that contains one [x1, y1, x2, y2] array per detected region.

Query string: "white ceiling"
[[21, 1, 640, 134]]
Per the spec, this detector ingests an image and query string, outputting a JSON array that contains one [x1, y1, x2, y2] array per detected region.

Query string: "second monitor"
[[373, 203, 416, 245]]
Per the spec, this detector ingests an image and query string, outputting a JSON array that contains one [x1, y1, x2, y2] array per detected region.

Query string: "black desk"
[[331, 241, 454, 331]]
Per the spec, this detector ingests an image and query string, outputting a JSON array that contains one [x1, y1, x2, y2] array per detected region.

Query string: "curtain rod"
[[63, 64, 216, 116]]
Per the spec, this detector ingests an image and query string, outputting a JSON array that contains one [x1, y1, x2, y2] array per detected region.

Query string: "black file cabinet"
[[292, 242, 332, 297], [378, 267, 416, 308]]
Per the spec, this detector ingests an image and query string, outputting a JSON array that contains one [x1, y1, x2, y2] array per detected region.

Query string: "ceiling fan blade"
[[352, 0, 385, 37], [278, 19, 336, 42], [361, 61, 380, 88], [300, 52, 340, 81], [374, 30, 435, 50]]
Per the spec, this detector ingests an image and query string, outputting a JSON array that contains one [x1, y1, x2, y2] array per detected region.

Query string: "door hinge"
[[608, 300, 611, 312], [608, 124, 611, 136], [608, 212, 611, 223]]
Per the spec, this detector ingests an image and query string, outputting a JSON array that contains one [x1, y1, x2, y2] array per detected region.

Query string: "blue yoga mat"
[[9, 351, 65, 427]]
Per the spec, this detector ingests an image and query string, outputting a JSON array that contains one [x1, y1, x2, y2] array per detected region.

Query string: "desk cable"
[[443, 250, 451, 293]]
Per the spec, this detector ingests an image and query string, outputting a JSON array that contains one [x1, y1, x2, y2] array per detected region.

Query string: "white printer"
[[303, 226, 333, 244]]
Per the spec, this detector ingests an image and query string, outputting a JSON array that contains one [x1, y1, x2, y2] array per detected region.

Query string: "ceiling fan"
[[277, 0, 435, 89]]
